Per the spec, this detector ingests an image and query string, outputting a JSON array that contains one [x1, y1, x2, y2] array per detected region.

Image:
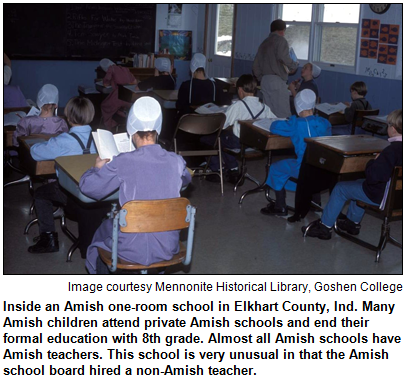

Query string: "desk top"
[[214, 77, 238, 85], [55, 154, 97, 185], [305, 135, 389, 155], [239, 120, 293, 150], [363, 115, 388, 124], [17, 134, 57, 176], [153, 89, 178, 101]]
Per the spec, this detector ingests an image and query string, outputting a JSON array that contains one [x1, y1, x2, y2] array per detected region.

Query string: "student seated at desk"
[[334, 81, 372, 135], [289, 62, 321, 115], [100, 58, 137, 129], [79, 97, 191, 274], [303, 109, 402, 240], [4, 53, 27, 108], [12, 84, 68, 146], [136, 58, 176, 91], [260, 89, 331, 217], [202, 74, 277, 183], [176, 53, 229, 117], [28, 97, 97, 254]]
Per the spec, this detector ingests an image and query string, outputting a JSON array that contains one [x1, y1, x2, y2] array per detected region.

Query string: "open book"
[[195, 103, 227, 114], [92, 129, 135, 161], [4, 107, 41, 126], [315, 102, 347, 115]]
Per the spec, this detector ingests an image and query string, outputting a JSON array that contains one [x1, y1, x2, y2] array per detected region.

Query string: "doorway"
[[205, 4, 236, 78]]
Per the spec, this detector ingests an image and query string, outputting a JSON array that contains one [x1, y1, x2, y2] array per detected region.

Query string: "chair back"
[[174, 113, 226, 138], [351, 109, 379, 134], [384, 166, 402, 219], [120, 198, 192, 233]]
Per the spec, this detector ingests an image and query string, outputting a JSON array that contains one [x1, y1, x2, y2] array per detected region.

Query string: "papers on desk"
[[253, 118, 286, 132], [95, 81, 112, 93], [316, 102, 347, 115], [195, 103, 227, 114], [78, 84, 100, 94], [92, 129, 135, 161], [4, 107, 40, 126], [123, 84, 148, 94]]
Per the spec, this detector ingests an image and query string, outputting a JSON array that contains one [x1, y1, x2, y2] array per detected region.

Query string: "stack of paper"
[[195, 103, 227, 114], [315, 102, 347, 115]]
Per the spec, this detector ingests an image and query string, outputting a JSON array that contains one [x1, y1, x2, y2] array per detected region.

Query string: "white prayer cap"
[[155, 57, 171, 73], [311, 63, 321, 78], [190, 53, 206, 74], [100, 58, 115, 72], [37, 84, 59, 109], [4, 65, 12, 85], [127, 97, 162, 136], [295, 89, 316, 115]]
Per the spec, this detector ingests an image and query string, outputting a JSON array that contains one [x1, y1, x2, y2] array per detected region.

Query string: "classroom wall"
[[232, 3, 402, 115], [8, 4, 202, 106]]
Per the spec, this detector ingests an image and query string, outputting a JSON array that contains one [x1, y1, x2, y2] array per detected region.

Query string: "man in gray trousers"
[[253, 19, 298, 118]]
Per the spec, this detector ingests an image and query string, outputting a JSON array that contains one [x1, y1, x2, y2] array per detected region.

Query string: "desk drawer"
[[305, 145, 376, 174]]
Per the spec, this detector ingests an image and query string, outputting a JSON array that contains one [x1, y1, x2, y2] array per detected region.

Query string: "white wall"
[[357, 4, 402, 80]]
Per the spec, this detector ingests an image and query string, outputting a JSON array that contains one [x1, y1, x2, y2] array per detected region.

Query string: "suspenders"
[[240, 99, 265, 120], [69, 132, 93, 154]]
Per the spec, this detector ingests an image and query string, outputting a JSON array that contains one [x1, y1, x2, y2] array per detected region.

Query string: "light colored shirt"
[[253, 32, 298, 82], [224, 96, 277, 138], [30, 125, 96, 161]]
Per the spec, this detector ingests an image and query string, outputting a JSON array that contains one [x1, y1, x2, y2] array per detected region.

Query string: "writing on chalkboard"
[[4, 4, 156, 60]]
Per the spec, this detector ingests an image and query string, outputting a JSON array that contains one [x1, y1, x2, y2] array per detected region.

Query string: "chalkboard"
[[4, 4, 156, 60]]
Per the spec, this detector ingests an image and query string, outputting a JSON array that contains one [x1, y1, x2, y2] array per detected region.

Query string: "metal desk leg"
[[4, 174, 31, 189], [239, 151, 272, 204], [66, 240, 80, 262]]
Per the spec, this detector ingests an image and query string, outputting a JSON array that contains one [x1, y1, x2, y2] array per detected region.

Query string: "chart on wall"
[[360, 19, 399, 65]]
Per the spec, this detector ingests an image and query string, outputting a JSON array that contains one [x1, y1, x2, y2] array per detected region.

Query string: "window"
[[215, 4, 234, 56], [281, 4, 312, 60], [279, 4, 361, 70]]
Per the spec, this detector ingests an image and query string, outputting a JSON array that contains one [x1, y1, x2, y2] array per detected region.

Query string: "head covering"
[[311, 63, 321, 78], [155, 57, 171, 73], [127, 97, 162, 137], [190, 53, 206, 74], [37, 84, 59, 109], [4, 65, 12, 85], [295, 89, 316, 115], [100, 58, 115, 72]]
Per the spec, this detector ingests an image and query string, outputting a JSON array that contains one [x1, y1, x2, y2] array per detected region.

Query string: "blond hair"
[[387, 109, 402, 135]]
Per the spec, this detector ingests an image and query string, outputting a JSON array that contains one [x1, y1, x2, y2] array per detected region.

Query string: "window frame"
[[214, 3, 235, 58], [277, 4, 362, 74]]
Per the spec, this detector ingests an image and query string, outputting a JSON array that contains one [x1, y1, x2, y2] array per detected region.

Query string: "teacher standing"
[[253, 19, 298, 118]]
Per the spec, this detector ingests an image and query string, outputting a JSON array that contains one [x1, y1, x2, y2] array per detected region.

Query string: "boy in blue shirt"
[[28, 97, 97, 254], [303, 109, 402, 239]]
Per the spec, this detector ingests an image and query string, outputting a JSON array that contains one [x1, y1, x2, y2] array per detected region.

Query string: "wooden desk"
[[215, 77, 238, 93], [17, 135, 56, 176], [118, 85, 150, 103], [4, 107, 32, 147], [362, 115, 388, 136], [304, 135, 389, 174], [55, 154, 118, 203], [153, 89, 179, 101], [237, 120, 293, 204], [316, 109, 347, 126]]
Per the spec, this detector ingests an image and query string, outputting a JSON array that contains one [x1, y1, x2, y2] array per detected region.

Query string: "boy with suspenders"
[[28, 97, 97, 254], [202, 74, 277, 183]]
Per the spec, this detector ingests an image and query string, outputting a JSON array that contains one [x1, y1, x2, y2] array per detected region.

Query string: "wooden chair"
[[334, 166, 402, 262], [98, 198, 197, 274], [351, 109, 379, 135], [173, 113, 226, 194]]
